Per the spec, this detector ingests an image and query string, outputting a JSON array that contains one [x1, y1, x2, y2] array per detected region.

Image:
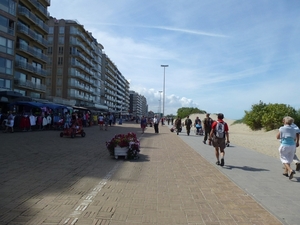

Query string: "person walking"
[[140, 115, 147, 134], [174, 116, 182, 135], [210, 113, 229, 166], [185, 115, 193, 136], [277, 116, 297, 179], [104, 115, 109, 131], [98, 114, 104, 130], [203, 113, 213, 144], [153, 115, 159, 133], [109, 114, 114, 126], [194, 116, 202, 135]]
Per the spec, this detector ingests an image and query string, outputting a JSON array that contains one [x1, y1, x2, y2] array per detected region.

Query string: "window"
[[58, 57, 63, 65], [14, 89, 26, 96], [0, 57, 13, 75], [57, 68, 62, 76], [31, 77, 41, 85], [32, 61, 42, 69], [59, 27, 64, 34], [15, 71, 27, 81], [47, 47, 52, 54], [0, 78, 11, 89], [58, 46, 63, 54], [47, 36, 53, 44], [0, 15, 14, 35], [0, 36, 13, 54], [30, 92, 41, 98], [49, 27, 54, 34], [58, 36, 64, 44], [57, 78, 62, 86], [1, 0, 16, 15], [56, 88, 62, 97]]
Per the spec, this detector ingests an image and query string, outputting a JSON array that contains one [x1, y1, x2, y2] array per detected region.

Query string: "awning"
[[94, 104, 108, 111]]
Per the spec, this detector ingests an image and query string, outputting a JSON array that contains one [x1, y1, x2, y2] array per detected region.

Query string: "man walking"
[[185, 115, 192, 136], [210, 113, 230, 166], [203, 113, 213, 144], [153, 115, 159, 133]]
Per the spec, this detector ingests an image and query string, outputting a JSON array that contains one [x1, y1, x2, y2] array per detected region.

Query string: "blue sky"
[[49, 0, 300, 119]]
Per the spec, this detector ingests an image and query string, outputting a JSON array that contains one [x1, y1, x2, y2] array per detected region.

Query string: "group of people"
[[173, 113, 230, 167], [98, 114, 114, 131], [174, 113, 300, 179]]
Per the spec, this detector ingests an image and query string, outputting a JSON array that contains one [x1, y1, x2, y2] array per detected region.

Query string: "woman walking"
[[277, 116, 297, 180]]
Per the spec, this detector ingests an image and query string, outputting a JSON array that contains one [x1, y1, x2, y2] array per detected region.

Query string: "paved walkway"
[[0, 122, 298, 224]]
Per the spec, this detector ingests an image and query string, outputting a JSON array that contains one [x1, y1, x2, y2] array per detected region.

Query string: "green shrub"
[[243, 101, 299, 131], [243, 101, 267, 130]]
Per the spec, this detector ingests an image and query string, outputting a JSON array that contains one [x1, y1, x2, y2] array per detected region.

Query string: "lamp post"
[[158, 91, 162, 116], [161, 65, 168, 118]]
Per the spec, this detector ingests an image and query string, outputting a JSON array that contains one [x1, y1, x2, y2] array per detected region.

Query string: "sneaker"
[[216, 161, 220, 165], [220, 158, 225, 167], [296, 163, 300, 171], [203, 140, 206, 144]]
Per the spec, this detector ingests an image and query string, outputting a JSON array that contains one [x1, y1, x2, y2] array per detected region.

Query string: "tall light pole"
[[158, 91, 162, 115], [161, 65, 168, 118]]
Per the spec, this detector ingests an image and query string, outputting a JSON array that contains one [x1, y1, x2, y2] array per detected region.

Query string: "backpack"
[[204, 118, 213, 129], [215, 121, 226, 138], [185, 118, 192, 127]]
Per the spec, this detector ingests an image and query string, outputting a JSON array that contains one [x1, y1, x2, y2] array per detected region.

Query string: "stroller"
[[195, 124, 203, 136]]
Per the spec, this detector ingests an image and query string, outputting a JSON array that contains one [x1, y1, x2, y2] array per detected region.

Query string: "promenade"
[[0, 122, 296, 225]]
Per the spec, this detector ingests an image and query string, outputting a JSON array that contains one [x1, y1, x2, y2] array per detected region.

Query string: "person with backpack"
[[203, 113, 213, 144], [210, 113, 230, 166], [185, 115, 193, 136], [174, 116, 182, 135]]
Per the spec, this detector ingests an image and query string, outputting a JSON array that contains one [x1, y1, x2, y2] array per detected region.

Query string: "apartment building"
[[101, 54, 129, 114], [129, 90, 148, 118], [0, 0, 50, 99], [14, 0, 50, 98], [46, 17, 108, 111]]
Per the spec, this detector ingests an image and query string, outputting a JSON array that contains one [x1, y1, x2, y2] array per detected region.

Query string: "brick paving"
[[0, 122, 283, 225]]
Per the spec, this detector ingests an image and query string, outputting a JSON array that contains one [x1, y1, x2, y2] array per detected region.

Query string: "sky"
[[48, 0, 300, 120]]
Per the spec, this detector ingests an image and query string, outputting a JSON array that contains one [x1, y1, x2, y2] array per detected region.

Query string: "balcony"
[[14, 79, 46, 92], [15, 60, 48, 77], [18, 5, 49, 33], [28, 0, 50, 18], [17, 43, 48, 62], [17, 23, 48, 47]]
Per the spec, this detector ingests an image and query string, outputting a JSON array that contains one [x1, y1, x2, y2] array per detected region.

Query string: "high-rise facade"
[[129, 90, 148, 118], [46, 17, 107, 110], [102, 54, 129, 114], [0, 0, 50, 97]]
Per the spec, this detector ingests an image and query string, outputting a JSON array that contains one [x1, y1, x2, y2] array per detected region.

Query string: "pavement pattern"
[[0, 121, 296, 225]]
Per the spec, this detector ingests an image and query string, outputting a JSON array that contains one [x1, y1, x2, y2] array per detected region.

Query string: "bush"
[[243, 101, 299, 131], [243, 101, 267, 130], [177, 107, 206, 119], [261, 104, 296, 131]]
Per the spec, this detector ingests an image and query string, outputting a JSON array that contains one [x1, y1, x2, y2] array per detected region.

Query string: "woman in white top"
[[4, 112, 15, 133], [98, 114, 104, 130]]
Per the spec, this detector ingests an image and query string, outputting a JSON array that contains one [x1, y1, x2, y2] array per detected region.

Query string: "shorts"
[[98, 121, 104, 125], [212, 137, 226, 150]]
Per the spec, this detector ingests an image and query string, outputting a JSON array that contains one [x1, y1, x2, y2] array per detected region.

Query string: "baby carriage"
[[195, 124, 203, 136]]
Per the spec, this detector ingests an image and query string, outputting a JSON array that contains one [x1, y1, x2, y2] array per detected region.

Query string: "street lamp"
[[161, 65, 168, 118], [158, 91, 162, 115]]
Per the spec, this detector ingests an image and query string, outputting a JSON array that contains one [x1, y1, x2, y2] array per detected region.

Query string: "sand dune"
[[182, 113, 288, 159]]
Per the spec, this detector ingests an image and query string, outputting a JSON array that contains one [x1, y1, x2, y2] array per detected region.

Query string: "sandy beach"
[[183, 113, 297, 160]]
